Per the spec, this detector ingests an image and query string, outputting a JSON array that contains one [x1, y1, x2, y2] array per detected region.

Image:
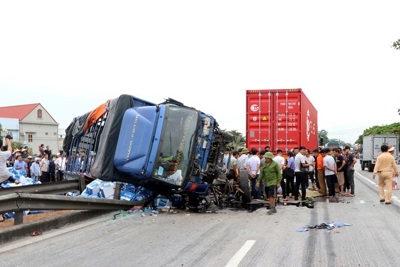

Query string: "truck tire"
[[368, 163, 374, 173], [239, 170, 251, 204]]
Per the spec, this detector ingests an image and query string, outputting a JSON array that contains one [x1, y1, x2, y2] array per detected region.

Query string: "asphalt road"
[[1, 163, 400, 267]]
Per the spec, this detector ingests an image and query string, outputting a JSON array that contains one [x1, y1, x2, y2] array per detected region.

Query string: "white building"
[[0, 103, 59, 156]]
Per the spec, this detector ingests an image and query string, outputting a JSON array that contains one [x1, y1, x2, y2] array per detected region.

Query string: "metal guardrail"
[[0, 178, 142, 225], [0, 179, 84, 196]]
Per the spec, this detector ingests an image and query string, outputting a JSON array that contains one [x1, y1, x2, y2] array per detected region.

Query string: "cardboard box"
[[99, 182, 116, 199]]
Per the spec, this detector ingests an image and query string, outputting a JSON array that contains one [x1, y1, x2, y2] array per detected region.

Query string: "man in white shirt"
[[305, 149, 316, 190], [237, 148, 249, 170], [247, 148, 260, 199], [273, 149, 285, 198], [323, 148, 337, 198], [273, 149, 285, 168], [54, 152, 64, 181], [294, 146, 310, 201]]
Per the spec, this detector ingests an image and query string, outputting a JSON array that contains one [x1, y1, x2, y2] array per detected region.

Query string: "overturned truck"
[[63, 94, 251, 211]]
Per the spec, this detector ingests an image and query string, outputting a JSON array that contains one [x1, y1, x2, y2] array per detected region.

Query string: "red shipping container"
[[246, 88, 318, 154]]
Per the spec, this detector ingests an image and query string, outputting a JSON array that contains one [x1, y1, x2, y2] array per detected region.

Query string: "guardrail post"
[[114, 182, 122, 200], [79, 175, 86, 194], [14, 211, 24, 225]]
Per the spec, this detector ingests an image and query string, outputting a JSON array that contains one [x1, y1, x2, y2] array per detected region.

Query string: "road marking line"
[[356, 171, 377, 186], [225, 240, 256, 267]]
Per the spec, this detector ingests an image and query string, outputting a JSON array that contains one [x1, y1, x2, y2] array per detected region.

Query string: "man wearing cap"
[[238, 148, 249, 171], [256, 152, 282, 215], [373, 145, 399, 204], [30, 157, 41, 182]]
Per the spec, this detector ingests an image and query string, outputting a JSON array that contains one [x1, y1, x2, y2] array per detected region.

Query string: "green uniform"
[[257, 160, 282, 187]]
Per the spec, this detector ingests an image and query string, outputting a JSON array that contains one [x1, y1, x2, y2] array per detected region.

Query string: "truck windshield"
[[153, 106, 198, 186]]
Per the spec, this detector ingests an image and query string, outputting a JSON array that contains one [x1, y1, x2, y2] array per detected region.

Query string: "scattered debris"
[[297, 221, 351, 233], [31, 231, 42, 236]]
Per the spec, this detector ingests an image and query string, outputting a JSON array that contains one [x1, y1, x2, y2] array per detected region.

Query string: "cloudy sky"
[[1, 0, 399, 144]]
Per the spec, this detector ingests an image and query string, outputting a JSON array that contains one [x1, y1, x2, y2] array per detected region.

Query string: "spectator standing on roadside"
[[334, 148, 346, 196], [26, 155, 33, 178], [343, 146, 357, 197], [54, 153, 65, 181], [259, 150, 266, 166], [323, 148, 337, 198], [44, 145, 52, 158], [21, 148, 29, 159], [38, 144, 45, 156], [222, 148, 230, 173], [49, 156, 56, 182], [13, 154, 27, 176], [292, 147, 299, 156], [238, 148, 249, 171], [273, 149, 286, 197], [247, 148, 260, 199], [317, 148, 327, 196], [39, 153, 50, 183], [311, 149, 320, 190], [373, 145, 399, 204], [305, 149, 315, 189], [286, 151, 296, 198], [30, 157, 41, 182], [294, 146, 310, 201]]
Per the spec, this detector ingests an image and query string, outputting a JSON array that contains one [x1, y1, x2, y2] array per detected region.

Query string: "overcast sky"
[[1, 1, 399, 144]]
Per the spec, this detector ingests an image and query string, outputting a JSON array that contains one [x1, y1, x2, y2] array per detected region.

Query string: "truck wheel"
[[368, 163, 374, 172], [239, 170, 251, 204], [360, 161, 364, 170]]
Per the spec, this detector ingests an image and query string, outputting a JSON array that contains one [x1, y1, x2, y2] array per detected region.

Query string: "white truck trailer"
[[361, 134, 399, 172]]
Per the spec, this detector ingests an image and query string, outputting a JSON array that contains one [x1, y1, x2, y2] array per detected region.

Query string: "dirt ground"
[[0, 210, 78, 229]]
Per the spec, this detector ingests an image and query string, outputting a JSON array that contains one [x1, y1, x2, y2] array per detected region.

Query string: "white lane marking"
[[225, 240, 256, 267], [392, 196, 400, 203], [360, 200, 365, 204], [356, 171, 377, 186]]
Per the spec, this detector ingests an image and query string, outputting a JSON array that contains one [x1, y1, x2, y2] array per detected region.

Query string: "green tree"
[[318, 129, 329, 146], [226, 130, 245, 150], [393, 39, 400, 50], [358, 122, 400, 144]]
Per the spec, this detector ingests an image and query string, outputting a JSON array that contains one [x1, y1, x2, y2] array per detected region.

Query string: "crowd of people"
[[2, 140, 66, 184], [222, 145, 360, 215], [0, 137, 68, 221]]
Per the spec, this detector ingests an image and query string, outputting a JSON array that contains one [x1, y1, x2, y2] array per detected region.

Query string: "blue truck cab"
[[63, 94, 231, 195]]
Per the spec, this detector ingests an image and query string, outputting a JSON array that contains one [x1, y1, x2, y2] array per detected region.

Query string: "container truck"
[[246, 89, 318, 154], [360, 134, 399, 172]]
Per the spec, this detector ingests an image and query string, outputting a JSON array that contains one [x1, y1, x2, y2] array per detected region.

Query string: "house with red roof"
[[0, 103, 59, 155]]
